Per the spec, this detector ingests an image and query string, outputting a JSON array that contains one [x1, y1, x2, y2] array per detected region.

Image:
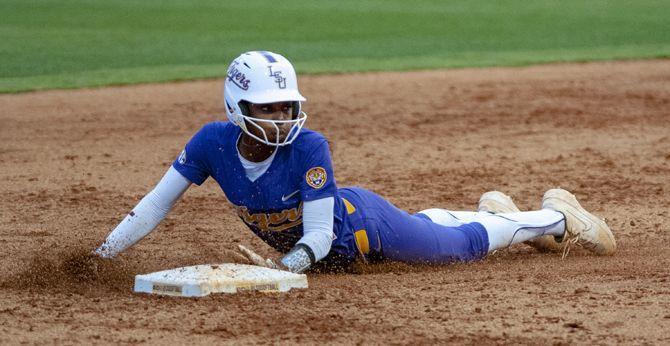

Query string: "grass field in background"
[[2, 0, 669, 93]]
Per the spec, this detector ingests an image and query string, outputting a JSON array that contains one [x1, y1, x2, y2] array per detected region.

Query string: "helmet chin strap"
[[237, 112, 307, 147]]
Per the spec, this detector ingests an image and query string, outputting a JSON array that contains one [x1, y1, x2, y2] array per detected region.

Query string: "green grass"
[[1, 0, 669, 93]]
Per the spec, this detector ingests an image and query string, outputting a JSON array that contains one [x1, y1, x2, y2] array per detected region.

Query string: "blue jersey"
[[172, 121, 489, 271], [172, 121, 355, 260]]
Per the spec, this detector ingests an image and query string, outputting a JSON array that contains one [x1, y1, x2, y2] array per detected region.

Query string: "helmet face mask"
[[238, 111, 307, 146], [224, 51, 307, 147]]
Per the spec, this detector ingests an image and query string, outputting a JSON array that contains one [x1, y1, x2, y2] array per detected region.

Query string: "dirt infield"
[[1, 60, 669, 344]]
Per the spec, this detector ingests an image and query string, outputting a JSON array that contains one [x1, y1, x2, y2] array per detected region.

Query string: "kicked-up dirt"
[[0, 59, 669, 344]]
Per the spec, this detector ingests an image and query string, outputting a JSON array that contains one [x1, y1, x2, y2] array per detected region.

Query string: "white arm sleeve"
[[297, 197, 335, 261], [94, 166, 192, 258]]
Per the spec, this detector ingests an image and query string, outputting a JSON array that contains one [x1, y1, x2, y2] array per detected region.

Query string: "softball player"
[[93, 51, 616, 273]]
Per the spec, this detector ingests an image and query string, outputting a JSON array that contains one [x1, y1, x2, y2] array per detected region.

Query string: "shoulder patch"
[[305, 167, 327, 189]]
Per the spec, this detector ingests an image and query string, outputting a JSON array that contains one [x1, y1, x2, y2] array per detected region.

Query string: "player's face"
[[247, 102, 294, 142]]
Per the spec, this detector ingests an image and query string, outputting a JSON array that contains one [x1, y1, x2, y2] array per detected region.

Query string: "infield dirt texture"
[[0, 60, 669, 343]]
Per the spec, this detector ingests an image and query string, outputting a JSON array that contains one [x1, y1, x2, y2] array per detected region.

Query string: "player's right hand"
[[92, 244, 113, 259], [237, 244, 277, 268]]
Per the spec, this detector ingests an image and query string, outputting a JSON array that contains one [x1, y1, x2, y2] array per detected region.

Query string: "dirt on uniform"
[[0, 60, 669, 344]]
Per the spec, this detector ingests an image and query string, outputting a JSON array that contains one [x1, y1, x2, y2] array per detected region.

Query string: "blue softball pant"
[[338, 187, 489, 264]]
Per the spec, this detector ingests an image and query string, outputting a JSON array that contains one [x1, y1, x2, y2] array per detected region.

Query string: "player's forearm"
[[270, 197, 334, 273], [294, 196, 335, 264], [296, 231, 332, 262], [94, 193, 168, 258], [94, 166, 191, 258]]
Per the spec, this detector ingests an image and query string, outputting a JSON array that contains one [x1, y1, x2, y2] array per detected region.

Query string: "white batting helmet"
[[223, 51, 307, 146]]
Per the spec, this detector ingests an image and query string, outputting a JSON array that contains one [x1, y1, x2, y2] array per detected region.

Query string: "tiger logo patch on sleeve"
[[305, 167, 327, 189]]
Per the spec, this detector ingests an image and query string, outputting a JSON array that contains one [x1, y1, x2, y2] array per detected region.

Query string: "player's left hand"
[[238, 244, 314, 273], [237, 244, 283, 269]]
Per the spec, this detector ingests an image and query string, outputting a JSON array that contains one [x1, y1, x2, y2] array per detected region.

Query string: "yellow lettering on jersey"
[[269, 209, 289, 225], [234, 202, 303, 233]]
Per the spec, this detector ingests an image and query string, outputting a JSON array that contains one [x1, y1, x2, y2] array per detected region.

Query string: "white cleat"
[[478, 191, 521, 214], [541, 188, 616, 256], [478, 191, 563, 252]]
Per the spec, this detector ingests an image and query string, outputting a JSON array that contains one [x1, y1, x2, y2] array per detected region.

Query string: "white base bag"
[[134, 263, 308, 297]]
